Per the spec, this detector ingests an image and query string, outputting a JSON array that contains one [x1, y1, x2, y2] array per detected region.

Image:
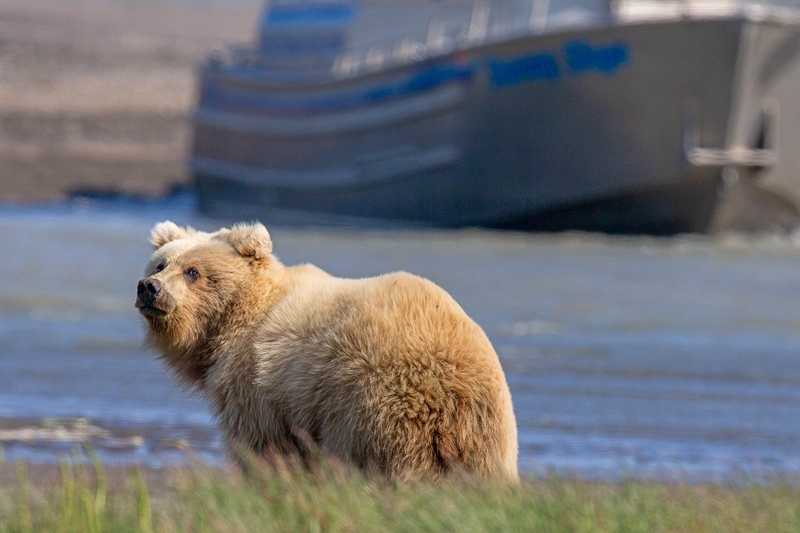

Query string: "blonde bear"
[[136, 221, 518, 481]]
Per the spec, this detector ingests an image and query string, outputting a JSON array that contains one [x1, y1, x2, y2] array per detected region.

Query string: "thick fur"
[[137, 221, 518, 481]]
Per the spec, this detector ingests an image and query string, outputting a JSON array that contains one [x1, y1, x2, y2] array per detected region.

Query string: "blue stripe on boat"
[[265, 5, 356, 26], [201, 63, 475, 113]]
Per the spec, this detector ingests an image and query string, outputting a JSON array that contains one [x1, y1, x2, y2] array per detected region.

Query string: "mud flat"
[[0, 415, 221, 467], [0, 0, 260, 202]]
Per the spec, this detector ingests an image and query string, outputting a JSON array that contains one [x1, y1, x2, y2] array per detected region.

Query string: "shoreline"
[[0, 415, 221, 470]]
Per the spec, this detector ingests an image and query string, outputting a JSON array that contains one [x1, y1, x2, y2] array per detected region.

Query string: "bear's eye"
[[155, 263, 165, 273], [185, 267, 200, 282]]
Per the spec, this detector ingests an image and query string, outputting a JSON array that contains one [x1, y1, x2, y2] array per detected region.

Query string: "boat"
[[190, 0, 800, 234]]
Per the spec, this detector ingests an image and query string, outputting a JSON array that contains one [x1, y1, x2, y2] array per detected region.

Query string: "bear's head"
[[136, 221, 275, 385]]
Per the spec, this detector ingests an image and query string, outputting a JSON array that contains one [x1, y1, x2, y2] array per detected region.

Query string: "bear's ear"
[[150, 221, 195, 249], [226, 222, 272, 260]]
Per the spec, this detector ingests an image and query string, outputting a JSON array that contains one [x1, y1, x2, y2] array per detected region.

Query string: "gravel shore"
[[0, 0, 260, 202]]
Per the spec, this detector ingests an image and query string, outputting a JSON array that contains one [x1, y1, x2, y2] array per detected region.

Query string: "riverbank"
[[0, 0, 259, 202], [3, 457, 800, 532], [4, 201, 800, 479]]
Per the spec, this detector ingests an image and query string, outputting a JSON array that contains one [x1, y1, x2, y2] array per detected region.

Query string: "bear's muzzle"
[[136, 277, 168, 318]]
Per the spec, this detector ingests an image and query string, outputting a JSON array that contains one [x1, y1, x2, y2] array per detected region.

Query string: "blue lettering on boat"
[[488, 53, 560, 87], [488, 39, 631, 88], [563, 39, 631, 75]]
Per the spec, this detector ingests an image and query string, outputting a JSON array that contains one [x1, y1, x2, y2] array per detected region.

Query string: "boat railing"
[[331, 0, 524, 77], [616, 0, 800, 21], [207, 44, 339, 74], [205, 0, 521, 79], [207, 0, 800, 80]]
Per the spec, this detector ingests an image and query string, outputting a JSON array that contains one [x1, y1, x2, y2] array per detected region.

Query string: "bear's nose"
[[137, 278, 162, 304]]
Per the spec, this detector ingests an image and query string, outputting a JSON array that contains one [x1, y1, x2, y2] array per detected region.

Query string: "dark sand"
[[0, 0, 260, 202]]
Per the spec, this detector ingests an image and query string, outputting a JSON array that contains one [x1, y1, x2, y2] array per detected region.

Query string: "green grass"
[[2, 450, 800, 532]]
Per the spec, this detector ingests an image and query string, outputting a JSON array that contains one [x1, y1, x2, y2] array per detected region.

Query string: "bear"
[[136, 221, 518, 481]]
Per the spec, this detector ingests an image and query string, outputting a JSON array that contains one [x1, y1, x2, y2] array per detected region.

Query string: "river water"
[[2, 194, 800, 480]]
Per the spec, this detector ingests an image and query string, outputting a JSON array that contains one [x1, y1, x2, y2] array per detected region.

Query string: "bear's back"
[[253, 268, 518, 480]]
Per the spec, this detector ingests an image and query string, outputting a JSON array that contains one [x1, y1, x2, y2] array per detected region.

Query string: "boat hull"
[[192, 15, 800, 233]]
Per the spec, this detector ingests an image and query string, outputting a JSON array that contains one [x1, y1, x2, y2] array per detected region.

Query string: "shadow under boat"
[[190, 0, 800, 234]]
